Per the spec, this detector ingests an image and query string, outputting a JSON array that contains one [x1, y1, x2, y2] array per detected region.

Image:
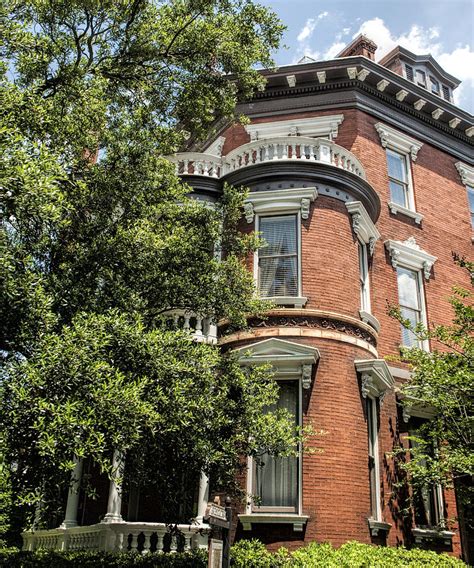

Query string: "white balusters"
[[169, 533, 178, 553], [156, 529, 165, 553]]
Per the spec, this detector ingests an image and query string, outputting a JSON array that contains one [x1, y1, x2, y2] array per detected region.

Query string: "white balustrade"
[[22, 522, 210, 554], [162, 309, 217, 344], [167, 137, 366, 180]]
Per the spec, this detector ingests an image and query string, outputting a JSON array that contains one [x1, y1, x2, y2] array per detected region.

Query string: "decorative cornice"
[[374, 122, 423, 161], [355, 359, 395, 400], [387, 201, 424, 224], [235, 337, 320, 389], [455, 161, 474, 186], [345, 201, 380, 253], [244, 114, 344, 141], [244, 187, 318, 223], [385, 237, 437, 280]]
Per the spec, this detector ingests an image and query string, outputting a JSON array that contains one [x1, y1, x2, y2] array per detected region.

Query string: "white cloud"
[[321, 17, 473, 111], [295, 12, 329, 62]]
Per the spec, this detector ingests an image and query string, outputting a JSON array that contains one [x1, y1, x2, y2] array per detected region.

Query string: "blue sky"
[[260, 0, 474, 113]]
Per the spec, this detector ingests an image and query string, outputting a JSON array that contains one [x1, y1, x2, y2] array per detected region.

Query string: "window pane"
[[397, 268, 420, 310], [260, 216, 296, 256], [259, 256, 297, 297], [467, 187, 474, 228], [400, 306, 420, 347], [255, 382, 298, 509], [387, 151, 406, 183], [389, 180, 407, 206]]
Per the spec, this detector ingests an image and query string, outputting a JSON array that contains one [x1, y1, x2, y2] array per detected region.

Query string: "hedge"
[[230, 539, 467, 567], [0, 549, 207, 568]]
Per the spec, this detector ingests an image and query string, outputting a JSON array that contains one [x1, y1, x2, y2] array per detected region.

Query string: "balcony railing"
[[161, 309, 218, 344], [168, 137, 366, 180], [22, 521, 210, 553]]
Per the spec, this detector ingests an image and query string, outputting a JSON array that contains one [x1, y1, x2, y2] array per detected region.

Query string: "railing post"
[[102, 450, 125, 523], [318, 140, 332, 164], [196, 472, 210, 524], [60, 457, 83, 529]]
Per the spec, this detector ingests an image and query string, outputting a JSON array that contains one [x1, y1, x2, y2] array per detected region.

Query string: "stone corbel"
[[355, 360, 394, 401], [244, 202, 254, 224], [301, 364, 312, 389], [345, 201, 380, 254], [301, 198, 311, 220], [361, 374, 373, 399]]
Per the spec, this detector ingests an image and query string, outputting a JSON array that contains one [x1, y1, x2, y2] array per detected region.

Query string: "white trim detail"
[[238, 514, 309, 532], [374, 123, 423, 162], [388, 201, 424, 224], [244, 187, 318, 223], [235, 338, 320, 386], [203, 136, 225, 156], [245, 115, 344, 141], [431, 108, 444, 120], [316, 71, 326, 83], [455, 161, 474, 186], [377, 79, 389, 92], [359, 310, 380, 333], [286, 74, 296, 88], [466, 126, 474, 138], [396, 89, 408, 102], [346, 201, 380, 254], [413, 99, 426, 111], [449, 118, 461, 129], [355, 359, 395, 400], [358, 69, 370, 81], [385, 237, 437, 280], [347, 67, 358, 79]]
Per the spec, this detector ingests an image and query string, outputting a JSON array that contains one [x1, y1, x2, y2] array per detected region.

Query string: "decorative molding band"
[[244, 187, 318, 223], [238, 514, 309, 532], [245, 114, 344, 141], [455, 161, 474, 186], [374, 122, 423, 161], [355, 359, 394, 402], [385, 237, 437, 280], [234, 337, 320, 390], [346, 201, 380, 253]]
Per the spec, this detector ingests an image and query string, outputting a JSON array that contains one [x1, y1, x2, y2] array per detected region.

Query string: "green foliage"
[[0, 548, 207, 567], [388, 257, 473, 518], [0, 0, 292, 545], [230, 539, 467, 567]]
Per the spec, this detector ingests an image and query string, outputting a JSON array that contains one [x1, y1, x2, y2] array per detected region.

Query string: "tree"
[[389, 256, 473, 531], [0, 0, 295, 543]]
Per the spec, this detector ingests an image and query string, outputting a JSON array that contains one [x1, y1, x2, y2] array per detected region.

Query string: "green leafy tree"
[[0, 0, 295, 544], [389, 256, 473, 531]]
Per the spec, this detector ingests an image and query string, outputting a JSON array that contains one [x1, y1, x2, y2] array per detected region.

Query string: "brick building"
[[23, 35, 473, 561]]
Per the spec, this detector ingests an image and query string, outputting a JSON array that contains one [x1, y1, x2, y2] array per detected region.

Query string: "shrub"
[[0, 549, 208, 568], [230, 540, 466, 568]]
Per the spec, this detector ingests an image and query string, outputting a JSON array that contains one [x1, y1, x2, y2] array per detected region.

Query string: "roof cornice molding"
[[374, 122, 423, 161], [385, 237, 437, 280], [455, 161, 474, 186]]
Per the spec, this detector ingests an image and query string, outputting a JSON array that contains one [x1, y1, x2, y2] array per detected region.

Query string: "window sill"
[[238, 513, 309, 532], [359, 310, 380, 333], [388, 202, 424, 224], [368, 518, 392, 536], [412, 527, 455, 545], [263, 296, 308, 309]]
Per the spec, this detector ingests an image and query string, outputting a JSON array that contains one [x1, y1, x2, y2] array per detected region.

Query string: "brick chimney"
[[337, 34, 377, 61]]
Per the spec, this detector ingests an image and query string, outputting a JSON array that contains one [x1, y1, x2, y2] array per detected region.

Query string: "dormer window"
[[430, 76, 440, 96], [442, 85, 451, 102], [415, 69, 426, 88], [405, 64, 414, 82]]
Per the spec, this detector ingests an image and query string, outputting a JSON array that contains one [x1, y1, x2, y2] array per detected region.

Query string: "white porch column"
[[102, 450, 125, 523], [196, 472, 210, 524], [60, 457, 83, 528]]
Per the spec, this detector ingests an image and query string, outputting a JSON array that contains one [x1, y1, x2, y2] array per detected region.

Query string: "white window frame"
[[367, 396, 382, 522], [236, 338, 319, 532], [345, 201, 381, 331], [455, 161, 474, 232], [374, 123, 424, 224], [355, 359, 394, 536], [385, 238, 437, 351], [255, 213, 303, 307], [245, 187, 318, 309], [396, 266, 427, 350], [359, 241, 371, 314]]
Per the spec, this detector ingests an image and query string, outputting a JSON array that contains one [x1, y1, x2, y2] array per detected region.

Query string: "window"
[[396, 267, 425, 348], [258, 215, 299, 299], [386, 149, 411, 209], [254, 380, 299, 512], [415, 69, 426, 88], [359, 242, 371, 313], [442, 85, 451, 102], [367, 397, 381, 522], [405, 64, 414, 82], [375, 123, 424, 224], [429, 76, 440, 95], [467, 186, 474, 228]]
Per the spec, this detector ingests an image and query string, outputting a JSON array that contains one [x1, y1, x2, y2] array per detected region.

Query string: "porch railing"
[[22, 521, 210, 553], [161, 309, 218, 344]]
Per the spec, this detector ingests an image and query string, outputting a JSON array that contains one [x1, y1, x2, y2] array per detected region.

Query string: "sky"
[[260, 0, 474, 114]]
